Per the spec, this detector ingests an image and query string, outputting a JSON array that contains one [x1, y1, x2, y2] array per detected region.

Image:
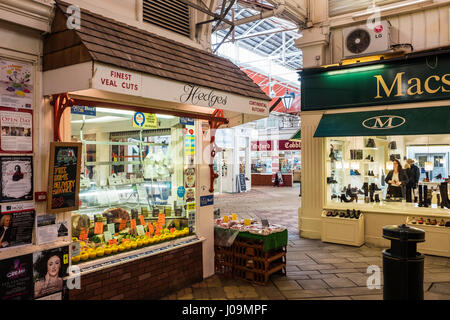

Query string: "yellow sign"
[[187, 202, 196, 211], [133, 112, 158, 129]]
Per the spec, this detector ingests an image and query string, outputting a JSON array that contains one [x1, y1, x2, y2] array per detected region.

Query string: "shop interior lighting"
[[425, 136, 434, 171], [326, 64, 385, 76], [343, 161, 350, 169], [71, 116, 125, 124], [335, 161, 343, 169], [350, 161, 360, 170], [352, 0, 429, 18]]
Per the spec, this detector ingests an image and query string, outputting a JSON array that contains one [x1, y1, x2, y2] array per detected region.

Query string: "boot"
[[418, 185, 423, 207], [362, 183, 369, 197], [437, 194, 441, 207], [329, 145, 337, 161], [439, 182, 450, 209], [369, 184, 375, 202], [423, 185, 428, 208], [375, 194, 380, 203]]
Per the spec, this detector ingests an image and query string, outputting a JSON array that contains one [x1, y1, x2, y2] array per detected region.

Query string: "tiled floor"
[[161, 186, 450, 300]]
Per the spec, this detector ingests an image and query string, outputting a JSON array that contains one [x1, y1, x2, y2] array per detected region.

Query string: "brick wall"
[[69, 242, 203, 300]]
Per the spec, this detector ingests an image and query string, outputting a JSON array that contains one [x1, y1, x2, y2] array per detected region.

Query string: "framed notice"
[[0, 156, 33, 202], [47, 142, 82, 213], [0, 254, 33, 300], [0, 107, 33, 153]]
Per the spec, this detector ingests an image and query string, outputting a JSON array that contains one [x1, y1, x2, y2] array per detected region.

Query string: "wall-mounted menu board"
[[47, 142, 81, 213]]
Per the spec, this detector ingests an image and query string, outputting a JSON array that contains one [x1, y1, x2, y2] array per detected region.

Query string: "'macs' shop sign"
[[300, 53, 450, 111]]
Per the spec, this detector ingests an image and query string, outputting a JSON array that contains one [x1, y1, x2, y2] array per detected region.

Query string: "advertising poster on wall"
[[0, 107, 33, 153], [47, 142, 82, 213], [0, 202, 34, 250], [32, 246, 69, 299], [0, 254, 33, 300], [0, 59, 33, 109], [0, 156, 33, 202]]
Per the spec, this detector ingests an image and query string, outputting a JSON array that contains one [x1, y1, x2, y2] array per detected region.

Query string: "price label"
[[119, 219, 127, 231], [137, 225, 145, 236], [187, 202, 196, 211], [130, 219, 137, 230], [107, 223, 115, 235], [147, 223, 154, 235], [79, 227, 89, 241], [71, 242, 81, 257], [139, 215, 146, 226], [94, 222, 104, 234], [63, 254, 69, 264], [103, 231, 112, 242], [158, 213, 165, 226]]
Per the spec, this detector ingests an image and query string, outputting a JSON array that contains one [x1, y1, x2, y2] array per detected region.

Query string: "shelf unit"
[[321, 210, 365, 246], [406, 216, 450, 257]]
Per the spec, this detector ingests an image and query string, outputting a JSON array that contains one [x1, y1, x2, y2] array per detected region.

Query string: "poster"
[[0, 156, 33, 202], [36, 214, 57, 245], [33, 246, 69, 299], [0, 59, 33, 109], [47, 142, 82, 213], [0, 203, 34, 249], [0, 254, 33, 300], [184, 167, 195, 188], [0, 108, 33, 153]]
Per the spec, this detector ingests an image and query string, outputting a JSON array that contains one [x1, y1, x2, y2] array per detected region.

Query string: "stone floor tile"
[[350, 294, 383, 300], [192, 287, 210, 299], [329, 286, 382, 296], [424, 273, 450, 282], [273, 280, 303, 290], [311, 258, 350, 264], [428, 282, 450, 295], [309, 274, 339, 279], [323, 277, 358, 288], [346, 257, 382, 263], [424, 291, 450, 300], [331, 252, 364, 258], [296, 279, 330, 289], [332, 262, 371, 269], [287, 259, 317, 266], [282, 289, 333, 299], [319, 268, 359, 274], [285, 270, 321, 276], [207, 287, 226, 299], [297, 296, 352, 300], [299, 264, 335, 271]]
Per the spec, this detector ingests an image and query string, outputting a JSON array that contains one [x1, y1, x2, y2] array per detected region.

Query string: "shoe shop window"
[[326, 135, 450, 210]]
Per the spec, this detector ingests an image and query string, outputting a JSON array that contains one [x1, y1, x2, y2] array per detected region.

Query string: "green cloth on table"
[[237, 229, 288, 252]]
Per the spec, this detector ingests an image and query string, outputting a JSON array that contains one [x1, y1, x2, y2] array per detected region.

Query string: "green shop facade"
[[299, 48, 450, 257]]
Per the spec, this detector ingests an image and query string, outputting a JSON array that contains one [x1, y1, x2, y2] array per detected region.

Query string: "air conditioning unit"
[[342, 21, 391, 58]]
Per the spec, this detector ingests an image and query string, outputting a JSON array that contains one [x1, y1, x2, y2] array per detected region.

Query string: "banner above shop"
[[279, 140, 301, 151], [251, 141, 272, 151], [91, 63, 270, 117], [301, 53, 450, 111], [314, 106, 450, 137]]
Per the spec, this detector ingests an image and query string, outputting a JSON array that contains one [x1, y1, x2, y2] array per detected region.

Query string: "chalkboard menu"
[[47, 142, 82, 213], [239, 174, 246, 191]]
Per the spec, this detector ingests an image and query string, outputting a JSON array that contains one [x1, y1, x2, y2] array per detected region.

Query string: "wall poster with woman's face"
[[32, 246, 69, 299]]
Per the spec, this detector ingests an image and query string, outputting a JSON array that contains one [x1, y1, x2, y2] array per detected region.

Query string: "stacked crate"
[[215, 237, 286, 285]]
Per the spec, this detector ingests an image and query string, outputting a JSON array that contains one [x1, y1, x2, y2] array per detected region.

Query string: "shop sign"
[[132, 112, 158, 129], [180, 84, 227, 108], [251, 140, 272, 151], [71, 106, 96, 116], [301, 54, 450, 111], [200, 194, 214, 207], [92, 65, 142, 95], [180, 117, 194, 125], [47, 142, 82, 213], [279, 140, 301, 151]]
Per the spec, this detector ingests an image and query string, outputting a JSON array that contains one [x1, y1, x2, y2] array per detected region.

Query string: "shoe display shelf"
[[406, 216, 450, 257], [321, 210, 365, 246], [232, 239, 286, 285]]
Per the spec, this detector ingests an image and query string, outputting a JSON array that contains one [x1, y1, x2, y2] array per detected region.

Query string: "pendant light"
[[424, 136, 434, 171], [386, 161, 394, 171]]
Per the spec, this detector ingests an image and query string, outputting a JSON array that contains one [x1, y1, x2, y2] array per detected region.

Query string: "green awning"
[[290, 129, 301, 141], [314, 106, 450, 137]]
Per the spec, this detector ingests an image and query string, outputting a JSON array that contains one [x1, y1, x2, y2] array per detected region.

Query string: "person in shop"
[[385, 159, 409, 198], [405, 158, 420, 202], [0, 214, 12, 248], [34, 252, 64, 298]]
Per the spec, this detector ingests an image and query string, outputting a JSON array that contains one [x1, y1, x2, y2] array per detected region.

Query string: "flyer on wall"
[[0, 202, 35, 250], [0, 107, 33, 153], [0, 254, 33, 300], [0, 58, 33, 109], [0, 156, 33, 202], [33, 246, 69, 299]]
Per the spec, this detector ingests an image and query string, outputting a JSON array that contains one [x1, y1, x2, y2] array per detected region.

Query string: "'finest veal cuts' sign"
[[47, 142, 82, 213]]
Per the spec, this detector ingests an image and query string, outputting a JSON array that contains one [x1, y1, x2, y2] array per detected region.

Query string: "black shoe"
[[445, 221, 450, 227], [339, 212, 345, 218], [326, 211, 332, 217], [331, 194, 338, 199], [327, 177, 338, 184], [370, 156, 374, 162], [354, 170, 361, 175], [439, 182, 450, 209], [345, 209, 351, 218], [340, 194, 352, 203], [332, 211, 339, 217], [365, 155, 371, 160], [374, 194, 380, 203], [436, 173, 442, 180], [372, 183, 381, 191]]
